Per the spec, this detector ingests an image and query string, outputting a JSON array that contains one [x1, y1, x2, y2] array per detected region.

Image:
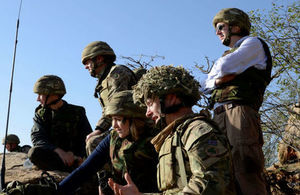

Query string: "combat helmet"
[[2, 134, 20, 145], [33, 75, 66, 96], [213, 8, 251, 36], [133, 65, 201, 110], [105, 90, 146, 119], [81, 41, 116, 65]]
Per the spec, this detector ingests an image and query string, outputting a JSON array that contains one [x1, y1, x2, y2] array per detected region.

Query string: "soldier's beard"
[[90, 61, 106, 78], [155, 116, 167, 130], [222, 35, 231, 46], [222, 26, 232, 46]]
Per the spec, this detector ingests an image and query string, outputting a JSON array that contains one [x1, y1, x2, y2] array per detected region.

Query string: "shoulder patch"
[[205, 145, 219, 157], [182, 120, 213, 151]]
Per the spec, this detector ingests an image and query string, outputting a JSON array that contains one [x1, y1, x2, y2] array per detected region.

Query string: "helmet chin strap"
[[223, 25, 243, 46], [90, 58, 106, 78], [158, 97, 184, 129], [42, 95, 62, 109]]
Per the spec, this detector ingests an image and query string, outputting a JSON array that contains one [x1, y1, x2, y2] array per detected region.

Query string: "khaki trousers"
[[213, 104, 267, 195]]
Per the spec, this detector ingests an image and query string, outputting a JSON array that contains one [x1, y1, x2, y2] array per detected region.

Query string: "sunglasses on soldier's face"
[[216, 24, 226, 32]]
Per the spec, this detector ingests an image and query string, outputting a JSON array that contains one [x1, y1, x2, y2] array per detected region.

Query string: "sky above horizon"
[[0, 0, 295, 146]]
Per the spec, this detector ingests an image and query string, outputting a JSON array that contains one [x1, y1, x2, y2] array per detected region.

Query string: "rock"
[[0, 152, 98, 195], [0, 152, 68, 184]]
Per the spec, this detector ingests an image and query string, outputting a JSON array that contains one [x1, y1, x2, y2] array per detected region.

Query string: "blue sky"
[[0, 0, 294, 146]]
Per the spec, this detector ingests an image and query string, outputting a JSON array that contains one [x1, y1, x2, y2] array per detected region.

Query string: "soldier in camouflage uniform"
[[201, 8, 272, 194], [2, 134, 31, 154], [58, 90, 158, 194], [28, 75, 92, 172], [109, 65, 236, 194], [81, 41, 137, 156]]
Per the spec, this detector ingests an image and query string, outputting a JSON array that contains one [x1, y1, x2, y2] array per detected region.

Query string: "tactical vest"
[[109, 130, 158, 192], [211, 38, 272, 111], [157, 114, 232, 193], [94, 64, 137, 108]]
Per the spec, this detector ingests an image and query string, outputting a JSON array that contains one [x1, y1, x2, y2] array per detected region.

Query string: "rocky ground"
[[0, 152, 98, 195], [1, 152, 299, 195]]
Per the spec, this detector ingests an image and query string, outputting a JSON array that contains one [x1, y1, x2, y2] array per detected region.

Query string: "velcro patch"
[[205, 146, 219, 157], [208, 139, 218, 146]]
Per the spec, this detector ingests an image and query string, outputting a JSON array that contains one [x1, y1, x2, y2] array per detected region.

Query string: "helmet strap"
[[159, 96, 184, 114], [43, 96, 62, 109], [90, 58, 106, 78], [42, 95, 50, 108], [223, 25, 244, 46], [158, 96, 184, 128], [158, 97, 168, 129]]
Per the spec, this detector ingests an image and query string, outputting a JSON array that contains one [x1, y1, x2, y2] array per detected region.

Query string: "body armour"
[[211, 38, 272, 111], [109, 130, 158, 193], [95, 64, 136, 108], [94, 63, 137, 131], [156, 114, 236, 194]]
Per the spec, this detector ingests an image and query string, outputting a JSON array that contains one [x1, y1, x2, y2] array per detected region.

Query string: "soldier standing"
[[28, 75, 92, 172], [81, 41, 137, 155], [109, 65, 236, 194], [201, 8, 272, 194], [2, 134, 31, 153]]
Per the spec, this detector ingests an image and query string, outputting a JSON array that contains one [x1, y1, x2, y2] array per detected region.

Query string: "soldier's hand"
[[215, 74, 236, 86], [54, 148, 75, 167], [85, 130, 102, 142], [74, 156, 83, 166], [108, 172, 141, 195]]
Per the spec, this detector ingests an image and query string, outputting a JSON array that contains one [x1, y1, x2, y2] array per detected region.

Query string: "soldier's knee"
[[28, 146, 45, 163]]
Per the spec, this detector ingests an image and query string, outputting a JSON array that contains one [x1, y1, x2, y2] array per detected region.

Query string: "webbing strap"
[[174, 131, 188, 187]]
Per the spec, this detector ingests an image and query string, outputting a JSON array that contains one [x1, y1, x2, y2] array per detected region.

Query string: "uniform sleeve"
[[95, 115, 112, 132], [76, 108, 93, 157], [58, 134, 111, 194], [31, 113, 56, 151], [106, 66, 136, 100], [96, 66, 135, 132], [182, 122, 233, 194]]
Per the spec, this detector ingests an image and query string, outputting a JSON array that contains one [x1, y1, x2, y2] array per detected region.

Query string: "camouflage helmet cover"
[[33, 75, 66, 95], [105, 90, 146, 119], [213, 8, 251, 35], [81, 41, 116, 64], [2, 134, 20, 145], [133, 65, 201, 107]]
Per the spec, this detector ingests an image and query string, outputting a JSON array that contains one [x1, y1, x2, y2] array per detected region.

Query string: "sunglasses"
[[216, 24, 226, 32]]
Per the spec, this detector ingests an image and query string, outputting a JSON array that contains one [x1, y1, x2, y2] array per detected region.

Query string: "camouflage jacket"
[[31, 100, 92, 157], [109, 129, 159, 193], [94, 63, 137, 132], [156, 114, 236, 195]]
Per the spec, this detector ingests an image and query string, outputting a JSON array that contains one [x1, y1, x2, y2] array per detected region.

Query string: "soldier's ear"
[[164, 94, 180, 107], [231, 25, 241, 34], [96, 55, 104, 62]]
